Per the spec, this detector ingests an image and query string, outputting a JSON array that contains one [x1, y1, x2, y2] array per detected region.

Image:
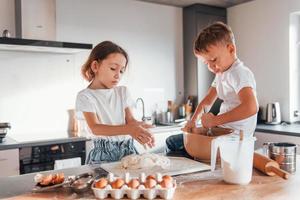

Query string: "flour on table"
[[121, 153, 170, 170]]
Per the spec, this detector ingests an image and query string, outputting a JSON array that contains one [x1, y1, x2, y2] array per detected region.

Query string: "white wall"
[[0, 51, 80, 141], [0, 0, 183, 141], [228, 0, 300, 122], [56, 0, 184, 116], [0, 0, 15, 37]]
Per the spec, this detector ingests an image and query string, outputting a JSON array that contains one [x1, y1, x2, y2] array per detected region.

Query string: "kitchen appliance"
[[19, 141, 86, 174], [0, 122, 11, 143], [266, 102, 281, 124], [0, 1, 92, 53], [211, 134, 256, 185], [264, 142, 297, 174], [2, 30, 11, 38]]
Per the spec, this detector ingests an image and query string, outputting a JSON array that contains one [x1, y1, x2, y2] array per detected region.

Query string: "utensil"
[[265, 102, 281, 124], [2, 29, 11, 37], [253, 152, 289, 179], [32, 172, 93, 192], [178, 105, 186, 118], [203, 106, 212, 136], [70, 176, 94, 193], [264, 142, 297, 174], [211, 134, 256, 185]]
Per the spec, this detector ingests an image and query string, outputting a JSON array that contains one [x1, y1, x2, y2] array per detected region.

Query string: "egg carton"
[[92, 172, 176, 200]]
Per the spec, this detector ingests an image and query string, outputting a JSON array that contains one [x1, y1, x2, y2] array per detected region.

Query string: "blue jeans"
[[165, 133, 192, 158], [86, 138, 138, 164]]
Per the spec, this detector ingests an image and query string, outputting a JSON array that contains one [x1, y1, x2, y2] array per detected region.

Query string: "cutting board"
[[100, 156, 210, 177]]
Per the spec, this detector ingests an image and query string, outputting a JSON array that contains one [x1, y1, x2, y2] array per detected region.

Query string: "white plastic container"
[[211, 134, 256, 185], [92, 173, 176, 199]]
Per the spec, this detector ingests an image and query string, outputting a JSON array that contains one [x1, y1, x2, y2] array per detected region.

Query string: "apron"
[[86, 138, 138, 164]]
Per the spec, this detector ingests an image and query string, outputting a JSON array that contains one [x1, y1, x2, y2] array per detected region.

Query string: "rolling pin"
[[253, 152, 289, 180]]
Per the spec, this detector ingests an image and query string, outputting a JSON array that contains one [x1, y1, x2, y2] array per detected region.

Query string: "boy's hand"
[[201, 113, 216, 128], [181, 120, 196, 132]]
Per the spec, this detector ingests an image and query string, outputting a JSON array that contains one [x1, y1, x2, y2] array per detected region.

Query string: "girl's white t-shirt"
[[76, 86, 135, 141], [211, 59, 258, 136]]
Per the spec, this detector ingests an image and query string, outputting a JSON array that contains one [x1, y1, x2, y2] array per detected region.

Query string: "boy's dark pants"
[[165, 133, 192, 159]]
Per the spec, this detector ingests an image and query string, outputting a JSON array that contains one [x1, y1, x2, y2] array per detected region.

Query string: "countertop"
[[0, 135, 90, 151], [0, 125, 182, 151], [1, 156, 300, 200], [1, 123, 299, 151], [256, 122, 300, 136]]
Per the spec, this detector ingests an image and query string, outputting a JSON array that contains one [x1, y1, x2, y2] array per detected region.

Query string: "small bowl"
[[183, 127, 233, 162]]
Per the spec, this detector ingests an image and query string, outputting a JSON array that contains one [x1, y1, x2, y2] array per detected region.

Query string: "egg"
[[57, 173, 65, 183], [144, 178, 157, 189], [52, 173, 65, 184], [128, 179, 140, 189], [162, 175, 173, 182], [146, 175, 156, 181], [160, 179, 173, 188], [34, 173, 44, 183], [40, 174, 53, 186], [94, 178, 108, 189], [111, 178, 125, 189]]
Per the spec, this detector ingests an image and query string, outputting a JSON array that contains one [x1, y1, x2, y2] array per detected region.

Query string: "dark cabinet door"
[[196, 13, 226, 102], [183, 4, 226, 114]]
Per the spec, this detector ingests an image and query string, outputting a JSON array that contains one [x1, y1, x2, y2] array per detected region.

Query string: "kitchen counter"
[[0, 135, 90, 151], [256, 122, 300, 137], [1, 123, 299, 151], [0, 125, 183, 151], [2, 157, 300, 200], [0, 136, 19, 150]]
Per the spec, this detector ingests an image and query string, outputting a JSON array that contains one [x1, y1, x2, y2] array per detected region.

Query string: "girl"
[[76, 41, 155, 164]]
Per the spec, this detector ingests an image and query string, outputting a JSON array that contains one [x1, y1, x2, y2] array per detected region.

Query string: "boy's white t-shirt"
[[76, 86, 135, 141], [211, 59, 258, 136]]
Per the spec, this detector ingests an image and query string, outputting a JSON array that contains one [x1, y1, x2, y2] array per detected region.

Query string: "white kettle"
[[266, 102, 281, 124]]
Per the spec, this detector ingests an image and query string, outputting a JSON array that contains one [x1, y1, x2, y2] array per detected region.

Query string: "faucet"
[[136, 98, 146, 121]]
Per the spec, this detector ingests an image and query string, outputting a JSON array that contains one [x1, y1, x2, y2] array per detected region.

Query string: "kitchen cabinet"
[[0, 149, 19, 177], [19, 141, 86, 174], [254, 131, 300, 152], [183, 4, 226, 102], [15, 0, 56, 40]]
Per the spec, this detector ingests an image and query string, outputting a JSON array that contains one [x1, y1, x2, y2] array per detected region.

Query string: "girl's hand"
[[181, 120, 196, 132], [201, 113, 216, 128], [128, 123, 155, 148]]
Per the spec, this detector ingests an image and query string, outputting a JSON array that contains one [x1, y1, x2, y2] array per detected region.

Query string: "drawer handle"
[[0, 158, 8, 162]]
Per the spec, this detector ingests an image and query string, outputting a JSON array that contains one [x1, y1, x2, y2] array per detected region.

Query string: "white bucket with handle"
[[211, 133, 256, 185]]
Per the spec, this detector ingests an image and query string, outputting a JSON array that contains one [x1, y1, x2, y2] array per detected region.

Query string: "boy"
[[166, 22, 258, 154]]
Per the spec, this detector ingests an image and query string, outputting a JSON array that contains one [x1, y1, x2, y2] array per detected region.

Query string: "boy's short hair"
[[194, 22, 235, 53]]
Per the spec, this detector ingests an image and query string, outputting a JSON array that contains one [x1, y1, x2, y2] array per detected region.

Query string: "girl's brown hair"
[[81, 41, 129, 82], [194, 22, 235, 54]]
